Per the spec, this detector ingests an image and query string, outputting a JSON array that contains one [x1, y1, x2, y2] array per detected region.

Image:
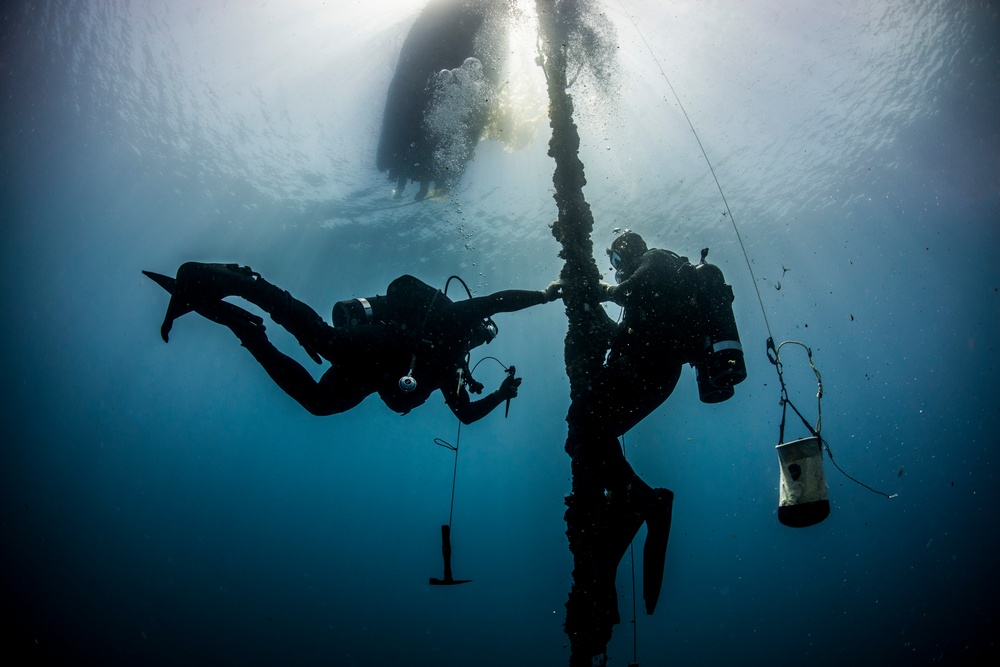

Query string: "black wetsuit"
[[566, 249, 693, 641], [566, 248, 696, 521], [239, 275, 547, 422], [573, 248, 698, 439], [561, 248, 694, 635]]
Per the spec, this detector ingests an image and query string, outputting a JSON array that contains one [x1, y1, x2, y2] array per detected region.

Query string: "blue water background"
[[2, 1, 998, 665]]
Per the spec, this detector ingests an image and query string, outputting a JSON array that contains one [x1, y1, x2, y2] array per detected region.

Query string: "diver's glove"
[[497, 373, 522, 400], [542, 279, 564, 302], [596, 281, 614, 302]]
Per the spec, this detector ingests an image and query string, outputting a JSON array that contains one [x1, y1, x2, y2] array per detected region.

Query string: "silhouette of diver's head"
[[469, 317, 498, 349], [608, 230, 647, 282]]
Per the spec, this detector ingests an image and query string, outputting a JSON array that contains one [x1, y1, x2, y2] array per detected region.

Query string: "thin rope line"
[[616, 0, 773, 342], [434, 421, 464, 528], [622, 434, 638, 665], [448, 421, 461, 527]]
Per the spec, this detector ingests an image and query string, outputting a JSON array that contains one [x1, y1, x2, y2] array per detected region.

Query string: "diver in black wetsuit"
[[145, 263, 562, 423], [583, 231, 705, 436], [562, 231, 747, 651], [564, 231, 705, 625]]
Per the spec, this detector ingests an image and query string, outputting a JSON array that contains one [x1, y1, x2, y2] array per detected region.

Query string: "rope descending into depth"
[[535, 1, 624, 665]]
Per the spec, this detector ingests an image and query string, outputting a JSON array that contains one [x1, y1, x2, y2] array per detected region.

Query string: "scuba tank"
[[332, 294, 389, 328], [691, 249, 747, 403]]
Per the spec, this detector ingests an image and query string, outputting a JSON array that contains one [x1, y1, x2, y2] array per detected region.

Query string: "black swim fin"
[[144, 267, 325, 364], [143, 270, 192, 343], [642, 488, 674, 615], [142, 269, 176, 294], [144, 270, 267, 343]]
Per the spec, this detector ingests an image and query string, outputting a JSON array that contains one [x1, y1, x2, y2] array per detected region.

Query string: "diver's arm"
[[443, 372, 521, 424], [456, 289, 549, 319], [606, 254, 656, 306], [444, 384, 506, 424]]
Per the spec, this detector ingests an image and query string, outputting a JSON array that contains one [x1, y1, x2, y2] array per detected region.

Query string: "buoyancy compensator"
[[332, 275, 444, 331], [691, 248, 747, 403], [331, 275, 447, 394], [330, 275, 493, 396]]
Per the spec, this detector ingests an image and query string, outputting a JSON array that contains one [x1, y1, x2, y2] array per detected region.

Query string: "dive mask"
[[609, 249, 623, 270]]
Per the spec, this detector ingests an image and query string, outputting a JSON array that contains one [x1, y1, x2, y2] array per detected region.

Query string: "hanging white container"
[[776, 436, 830, 527]]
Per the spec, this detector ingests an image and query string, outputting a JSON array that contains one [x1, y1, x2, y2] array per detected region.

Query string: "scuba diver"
[[144, 263, 562, 424], [564, 230, 746, 624]]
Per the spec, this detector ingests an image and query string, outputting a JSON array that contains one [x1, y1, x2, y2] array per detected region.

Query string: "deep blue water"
[[2, 1, 998, 665]]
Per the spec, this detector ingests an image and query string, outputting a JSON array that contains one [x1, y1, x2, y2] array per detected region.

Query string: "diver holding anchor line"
[[144, 263, 562, 423], [562, 230, 747, 635]]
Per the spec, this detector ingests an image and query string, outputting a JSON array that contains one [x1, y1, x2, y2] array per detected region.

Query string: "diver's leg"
[[196, 299, 319, 404], [193, 298, 266, 344], [583, 433, 674, 616], [567, 356, 679, 616], [194, 298, 369, 415], [603, 352, 679, 614], [415, 181, 429, 201], [173, 265, 407, 369], [171, 262, 308, 324], [568, 432, 648, 563], [239, 332, 373, 416], [310, 364, 375, 415], [569, 352, 683, 439], [167, 263, 327, 362], [392, 173, 406, 199], [190, 291, 377, 416]]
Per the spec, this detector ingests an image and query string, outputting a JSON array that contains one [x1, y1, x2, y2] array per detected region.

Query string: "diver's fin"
[[642, 488, 674, 615], [143, 270, 194, 342], [142, 270, 176, 294]]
